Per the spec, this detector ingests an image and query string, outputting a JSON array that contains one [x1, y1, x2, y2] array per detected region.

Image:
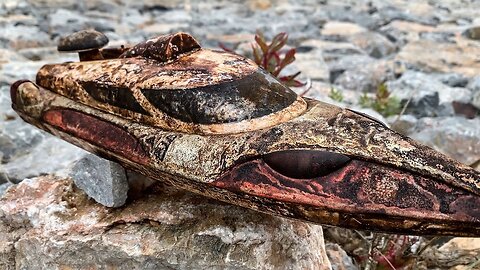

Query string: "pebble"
[[69, 154, 129, 208], [410, 117, 480, 165], [334, 59, 393, 92], [347, 31, 397, 58], [387, 71, 472, 117]]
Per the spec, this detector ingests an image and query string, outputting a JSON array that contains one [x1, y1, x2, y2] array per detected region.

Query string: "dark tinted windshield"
[[81, 81, 150, 115], [141, 69, 297, 124]]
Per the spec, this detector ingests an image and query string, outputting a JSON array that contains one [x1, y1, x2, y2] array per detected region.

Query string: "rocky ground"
[[1, 0, 480, 269]]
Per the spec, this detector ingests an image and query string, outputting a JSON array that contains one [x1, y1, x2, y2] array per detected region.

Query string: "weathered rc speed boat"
[[10, 30, 480, 236]]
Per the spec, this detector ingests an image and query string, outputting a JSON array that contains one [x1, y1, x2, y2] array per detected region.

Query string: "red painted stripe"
[[212, 159, 480, 223], [43, 109, 149, 165]]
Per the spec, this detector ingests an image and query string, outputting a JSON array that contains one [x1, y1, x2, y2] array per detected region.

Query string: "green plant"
[[359, 83, 401, 117], [220, 31, 305, 87], [328, 87, 344, 102]]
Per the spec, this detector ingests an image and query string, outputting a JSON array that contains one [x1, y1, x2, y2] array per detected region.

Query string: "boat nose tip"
[[10, 80, 42, 108], [10, 80, 29, 105]]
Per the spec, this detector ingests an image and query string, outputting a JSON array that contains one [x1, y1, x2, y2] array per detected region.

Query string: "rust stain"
[[120, 32, 201, 62], [211, 159, 480, 234], [43, 109, 149, 165]]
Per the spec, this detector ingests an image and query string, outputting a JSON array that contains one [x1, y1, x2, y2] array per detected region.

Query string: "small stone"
[[410, 117, 480, 165], [467, 76, 480, 110], [379, 20, 436, 45], [334, 60, 394, 92], [0, 25, 51, 50], [432, 73, 469, 88], [248, 0, 271, 10], [292, 47, 330, 82], [70, 154, 129, 208], [300, 39, 365, 64], [326, 55, 374, 77], [48, 9, 116, 37], [347, 31, 396, 58], [387, 71, 472, 117], [473, 91, 480, 110], [321, 21, 367, 37], [326, 243, 359, 270], [395, 39, 480, 77], [376, 4, 437, 26], [0, 182, 12, 197]]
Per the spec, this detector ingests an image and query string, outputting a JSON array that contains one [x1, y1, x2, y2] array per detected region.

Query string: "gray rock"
[[0, 60, 48, 87], [410, 117, 480, 165], [326, 243, 359, 270], [375, 5, 438, 26], [0, 25, 51, 50], [48, 9, 116, 38], [291, 46, 330, 82], [387, 71, 472, 117], [395, 39, 480, 77], [299, 40, 365, 65], [432, 73, 469, 88], [0, 176, 332, 269], [467, 76, 480, 92], [334, 60, 394, 92], [473, 89, 480, 110], [317, 6, 377, 29], [347, 31, 396, 59], [326, 55, 376, 82], [0, 182, 12, 197], [378, 20, 436, 46], [84, 0, 120, 12], [419, 31, 455, 43], [467, 76, 480, 110], [17, 46, 61, 61], [70, 154, 129, 208], [299, 81, 362, 106], [0, 123, 44, 164]]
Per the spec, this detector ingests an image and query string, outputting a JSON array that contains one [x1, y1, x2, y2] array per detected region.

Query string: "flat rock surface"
[[0, 176, 332, 270]]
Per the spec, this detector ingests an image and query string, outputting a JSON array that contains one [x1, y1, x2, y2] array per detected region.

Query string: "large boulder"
[[0, 176, 332, 270]]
